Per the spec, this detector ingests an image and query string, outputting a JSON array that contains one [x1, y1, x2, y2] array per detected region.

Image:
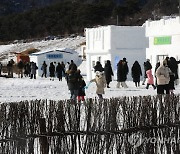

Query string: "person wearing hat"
[[156, 59, 171, 94]]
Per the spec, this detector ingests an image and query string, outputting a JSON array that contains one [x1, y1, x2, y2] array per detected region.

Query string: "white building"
[[146, 16, 180, 75], [85, 25, 148, 81], [29, 48, 80, 76]]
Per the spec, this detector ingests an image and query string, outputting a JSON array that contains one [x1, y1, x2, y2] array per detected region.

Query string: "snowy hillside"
[[0, 36, 86, 64]]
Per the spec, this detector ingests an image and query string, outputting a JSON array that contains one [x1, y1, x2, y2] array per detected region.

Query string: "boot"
[[152, 84, 156, 90], [146, 84, 150, 89]]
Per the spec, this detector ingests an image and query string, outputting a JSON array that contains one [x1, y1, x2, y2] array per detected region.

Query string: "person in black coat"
[[116, 59, 128, 88], [168, 57, 180, 85], [104, 60, 114, 88], [41, 61, 47, 78], [131, 61, 142, 87], [66, 68, 81, 100], [17, 60, 24, 78], [69, 60, 77, 71], [56, 62, 65, 81], [49, 62, 55, 81], [94, 61, 104, 72]]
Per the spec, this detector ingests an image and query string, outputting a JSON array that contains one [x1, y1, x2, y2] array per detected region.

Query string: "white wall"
[[146, 16, 180, 77], [86, 25, 147, 81]]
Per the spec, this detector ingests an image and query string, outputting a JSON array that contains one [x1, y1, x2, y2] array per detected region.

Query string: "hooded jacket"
[[91, 72, 106, 94], [156, 60, 171, 85]]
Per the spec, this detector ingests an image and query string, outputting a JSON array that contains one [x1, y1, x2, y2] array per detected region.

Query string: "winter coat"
[[156, 63, 171, 85], [117, 61, 128, 82], [17, 61, 24, 69], [30, 63, 38, 75], [67, 70, 81, 90], [56, 64, 64, 78], [49, 63, 55, 77], [146, 69, 154, 85], [104, 61, 113, 83], [168, 57, 180, 79], [24, 63, 31, 74], [41, 63, 47, 72], [91, 73, 106, 94], [94, 62, 104, 72], [131, 61, 142, 82], [78, 79, 86, 96], [69, 62, 77, 71]]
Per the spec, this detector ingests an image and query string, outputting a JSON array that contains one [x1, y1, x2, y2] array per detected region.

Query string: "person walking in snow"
[[156, 59, 171, 94], [116, 59, 128, 88], [41, 61, 47, 78], [66, 68, 81, 101], [30, 62, 38, 79], [104, 60, 114, 88], [7, 60, 13, 78], [0, 62, 2, 76], [56, 62, 65, 81], [142, 59, 152, 85], [24, 62, 31, 77], [90, 71, 106, 101], [17, 59, 24, 78], [168, 57, 180, 85], [131, 61, 142, 87], [146, 69, 156, 89], [49, 62, 55, 81], [77, 70, 86, 102], [69, 60, 77, 71]]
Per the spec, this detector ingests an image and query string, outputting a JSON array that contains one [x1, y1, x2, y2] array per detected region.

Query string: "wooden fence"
[[0, 95, 180, 154]]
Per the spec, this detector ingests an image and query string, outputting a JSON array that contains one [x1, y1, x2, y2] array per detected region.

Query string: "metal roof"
[[30, 48, 74, 56]]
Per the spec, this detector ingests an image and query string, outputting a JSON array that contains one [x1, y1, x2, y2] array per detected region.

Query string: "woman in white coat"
[[156, 59, 171, 94], [90, 71, 106, 101]]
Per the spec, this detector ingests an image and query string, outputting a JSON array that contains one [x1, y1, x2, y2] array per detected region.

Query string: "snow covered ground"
[[1, 74, 180, 103], [0, 36, 180, 103]]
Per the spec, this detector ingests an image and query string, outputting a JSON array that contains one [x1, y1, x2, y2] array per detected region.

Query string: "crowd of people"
[[0, 56, 180, 101], [91, 56, 180, 100]]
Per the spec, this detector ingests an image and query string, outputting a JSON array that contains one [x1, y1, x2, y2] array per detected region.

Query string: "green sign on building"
[[154, 36, 171, 45]]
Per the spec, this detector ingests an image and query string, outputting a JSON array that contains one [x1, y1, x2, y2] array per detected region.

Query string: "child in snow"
[[146, 69, 156, 89], [77, 76, 86, 102], [90, 71, 106, 101]]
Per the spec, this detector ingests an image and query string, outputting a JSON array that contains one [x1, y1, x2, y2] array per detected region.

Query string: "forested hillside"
[[0, 0, 179, 42]]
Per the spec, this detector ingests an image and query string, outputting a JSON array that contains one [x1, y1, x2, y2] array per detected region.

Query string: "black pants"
[[157, 84, 169, 94]]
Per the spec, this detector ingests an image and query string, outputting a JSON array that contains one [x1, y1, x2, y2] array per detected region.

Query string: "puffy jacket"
[[156, 63, 171, 85], [91, 73, 106, 94], [146, 69, 154, 84]]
